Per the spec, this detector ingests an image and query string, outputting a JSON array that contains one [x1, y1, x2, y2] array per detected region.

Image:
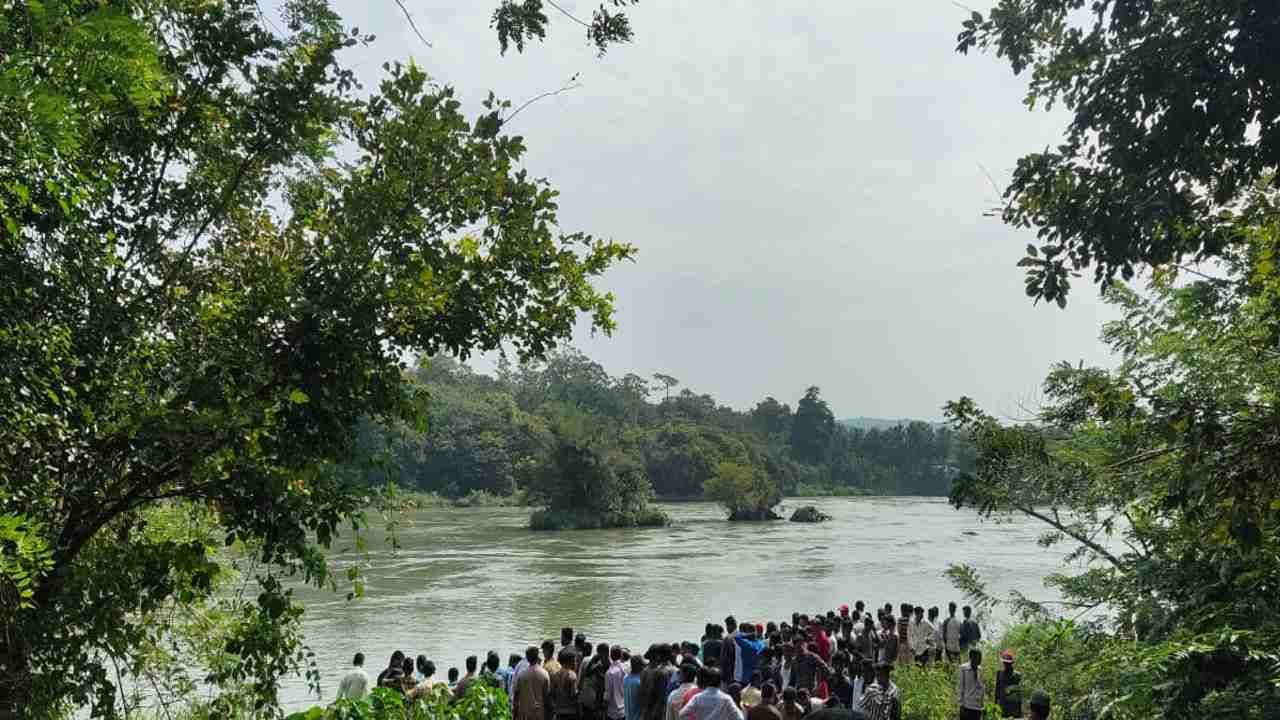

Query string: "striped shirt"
[[861, 681, 900, 720]]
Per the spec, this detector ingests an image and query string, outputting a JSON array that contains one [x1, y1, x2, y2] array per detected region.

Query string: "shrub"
[[286, 682, 510, 720]]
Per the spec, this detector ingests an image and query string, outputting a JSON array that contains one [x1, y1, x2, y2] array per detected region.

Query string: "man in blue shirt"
[[734, 626, 767, 685], [624, 656, 646, 720]]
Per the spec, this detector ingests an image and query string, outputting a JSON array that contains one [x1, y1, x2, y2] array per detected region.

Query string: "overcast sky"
[[304, 0, 1118, 421]]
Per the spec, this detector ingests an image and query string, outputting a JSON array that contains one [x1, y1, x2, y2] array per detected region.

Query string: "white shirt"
[[956, 663, 985, 710], [940, 616, 963, 653], [851, 677, 866, 710], [909, 619, 936, 656], [680, 687, 743, 720], [666, 682, 697, 720], [336, 667, 370, 699]]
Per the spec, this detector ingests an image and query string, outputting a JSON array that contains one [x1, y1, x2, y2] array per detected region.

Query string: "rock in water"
[[789, 505, 831, 523]]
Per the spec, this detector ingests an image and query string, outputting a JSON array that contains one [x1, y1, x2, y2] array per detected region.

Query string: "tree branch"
[[393, 0, 433, 48], [1015, 503, 1124, 568]]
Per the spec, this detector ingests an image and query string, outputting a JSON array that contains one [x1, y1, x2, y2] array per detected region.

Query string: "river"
[[280, 496, 1076, 709]]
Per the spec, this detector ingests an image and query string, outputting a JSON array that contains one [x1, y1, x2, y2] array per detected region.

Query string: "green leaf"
[[289, 389, 310, 404]]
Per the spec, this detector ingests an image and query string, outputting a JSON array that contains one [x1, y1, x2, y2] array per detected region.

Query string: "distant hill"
[[839, 417, 943, 431]]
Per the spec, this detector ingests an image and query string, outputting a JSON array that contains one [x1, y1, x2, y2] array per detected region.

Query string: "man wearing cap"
[[1027, 690, 1050, 720], [995, 650, 1023, 718], [859, 662, 899, 720]]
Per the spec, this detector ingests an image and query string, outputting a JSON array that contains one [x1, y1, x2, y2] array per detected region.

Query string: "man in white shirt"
[[955, 649, 986, 720], [336, 652, 371, 700], [680, 667, 743, 720], [666, 664, 698, 720], [940, 603, 963, 663], [908, 606, 935, 666]]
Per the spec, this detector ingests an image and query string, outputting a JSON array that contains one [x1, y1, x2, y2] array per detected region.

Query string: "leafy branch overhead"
[[959, 1, 1280, 306], [492, 0, 641, 55]]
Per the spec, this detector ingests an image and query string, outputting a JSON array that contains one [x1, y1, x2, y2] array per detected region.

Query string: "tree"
[[704, 461, 782, 521], [958, 1, 1280, 306], [0, 1, 632, 715], [952, 3, 1280, 714], [652, 373, 680, 402], [525, 407, 664, 529], [946, 275, 1280, 717], [790, 386, 835, 464]]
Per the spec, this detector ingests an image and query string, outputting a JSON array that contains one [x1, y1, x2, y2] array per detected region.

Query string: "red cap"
[[1000, 650, 1015, 663], [756, 624, 765, 635], [839, 604, 850, 616]]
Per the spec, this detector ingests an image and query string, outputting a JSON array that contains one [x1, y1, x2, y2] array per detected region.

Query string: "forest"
[[355, 349, 973, 502]]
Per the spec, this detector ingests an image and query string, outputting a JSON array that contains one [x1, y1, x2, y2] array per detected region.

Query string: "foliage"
[[958, 1, 1280, 306], [0, 0, 636, 716], [356, 350, 971, 505], [492, 0, 642, 56], [945, 274, 1280, 718], [954, 4, 1280, 716], [704, 461, 782, 521], [524, 407, 667, 530], [789, 386, 835, 464], [286, 682, 511, 720]]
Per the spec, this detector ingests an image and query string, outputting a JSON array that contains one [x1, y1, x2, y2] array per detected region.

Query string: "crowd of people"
[[334, 601, 1053, 720]]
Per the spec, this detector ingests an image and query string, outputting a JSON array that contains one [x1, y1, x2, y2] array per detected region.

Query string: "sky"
[[296, 0, 1119, 421]]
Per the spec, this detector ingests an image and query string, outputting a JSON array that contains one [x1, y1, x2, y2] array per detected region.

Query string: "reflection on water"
[[281, 497, 1075, 708]]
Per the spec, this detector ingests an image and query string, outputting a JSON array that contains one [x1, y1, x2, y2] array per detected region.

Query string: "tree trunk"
[[0, 598, 33, 720]]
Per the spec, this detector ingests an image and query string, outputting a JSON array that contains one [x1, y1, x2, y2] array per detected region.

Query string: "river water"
[[280, 497, 1074, 709]]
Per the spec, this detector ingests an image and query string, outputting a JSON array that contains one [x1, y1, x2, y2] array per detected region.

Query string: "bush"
[[286, 682, 510, 720], [704, 461, 782, 520], [528, 507, 669, 531]]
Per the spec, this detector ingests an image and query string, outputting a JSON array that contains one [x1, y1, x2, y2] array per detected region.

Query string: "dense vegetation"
[[948, 1, 1280, 717], [353, 351, 973, 520], [0, 0, 639, 717]]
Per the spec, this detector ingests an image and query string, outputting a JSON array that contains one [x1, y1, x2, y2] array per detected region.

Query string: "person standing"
[[581, 643, 612, 720], [908, 606, 935, 666], [856, 616, 877, 664], [641, 644, 678, 720], [551, 649, 581, 720], [546, 641, 565, 675], [995, 651, 1023, 718], [607, 646, 628, 720], [408, 659, 443, 701], [515, 646, 552, 720], [746, 684, 782, 720], [850, 660, 873, 713], [625, 656, 646, 720], [941, 604, 963, 664], [860, 663, 900, 720], [894, 605, 912, 667], [337, 653, 370, 700], [376, 651, 406, 689], [455, 655, 480, 698], [959, 607, 982, 656], [1027, 690, 1051, 720], [720, 617, 739, 687], [680, 667, 743, 720], [876, 616, 898, 666], [955, 649, 986, 720], [928, 608, 943, 664], [734, 626, 767, 686], [666, 664, 699, 720]]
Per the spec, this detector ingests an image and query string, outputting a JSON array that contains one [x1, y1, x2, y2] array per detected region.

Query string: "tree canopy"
[[952, 2, 1280, 716], [960, 0, 1280, 306], [0, 0, 635, 715]]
